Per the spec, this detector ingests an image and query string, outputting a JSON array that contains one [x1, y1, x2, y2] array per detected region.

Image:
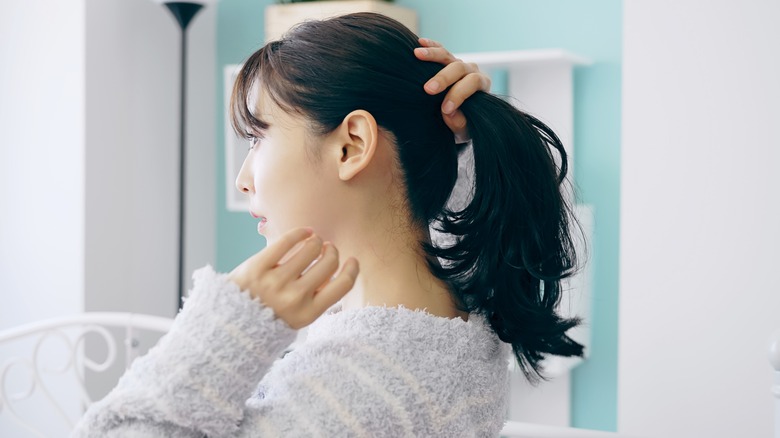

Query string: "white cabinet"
[[457, 49, 592, 427]]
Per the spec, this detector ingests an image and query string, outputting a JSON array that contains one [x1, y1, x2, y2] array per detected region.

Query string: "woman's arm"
[[72, 228, 358, 437], [71, 265, 298, 437], [70, 236, 414, 437]]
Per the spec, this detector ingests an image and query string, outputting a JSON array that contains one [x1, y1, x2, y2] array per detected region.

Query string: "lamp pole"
[[156, 1, 206, 310]]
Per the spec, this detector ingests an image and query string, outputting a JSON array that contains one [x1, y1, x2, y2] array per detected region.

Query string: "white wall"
[[0, 2, 86, 435], [619, 1, 780, 437], [0, 0, 216, 328], [0, 0, 216, 434], [83, 0, 216, 400], [84, 0, 216, 316], [185, 1, 217, 304], [0, 0, 86, 328]]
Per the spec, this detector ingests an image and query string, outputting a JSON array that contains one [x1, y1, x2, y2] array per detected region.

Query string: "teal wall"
[[216, 0, 621, 432], [216, 0, 276, 273]]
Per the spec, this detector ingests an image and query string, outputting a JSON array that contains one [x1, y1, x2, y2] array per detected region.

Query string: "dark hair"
[[230, 12, 584, 382]]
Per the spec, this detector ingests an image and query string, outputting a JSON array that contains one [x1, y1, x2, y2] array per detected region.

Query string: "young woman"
[[74, 12, 583, 437]]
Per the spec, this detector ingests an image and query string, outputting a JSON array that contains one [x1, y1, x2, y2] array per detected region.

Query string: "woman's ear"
[[332, 110, 378, 181]]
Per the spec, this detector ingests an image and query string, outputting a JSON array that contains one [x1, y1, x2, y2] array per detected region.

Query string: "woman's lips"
[[249, 211, 267, 234], [257, 216, 268, 234]]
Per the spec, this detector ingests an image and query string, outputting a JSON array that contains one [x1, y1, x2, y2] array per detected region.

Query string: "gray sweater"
[[72, 265, 510, 437]]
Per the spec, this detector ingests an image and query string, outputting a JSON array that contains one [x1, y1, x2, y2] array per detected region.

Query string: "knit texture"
[[72, 265, 511, 437]]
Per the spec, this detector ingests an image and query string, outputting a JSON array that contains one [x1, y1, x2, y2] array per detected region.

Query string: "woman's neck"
[[333, 217, 467, 321]]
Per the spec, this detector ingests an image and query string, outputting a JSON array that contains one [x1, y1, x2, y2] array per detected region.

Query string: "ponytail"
[[427, 91, 585, 383]]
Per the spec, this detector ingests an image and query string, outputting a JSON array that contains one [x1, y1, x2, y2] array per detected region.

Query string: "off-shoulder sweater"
[[72, 265, 510, 437]]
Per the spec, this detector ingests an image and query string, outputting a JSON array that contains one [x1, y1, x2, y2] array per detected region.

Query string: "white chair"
[[0, 312, 173, 437]]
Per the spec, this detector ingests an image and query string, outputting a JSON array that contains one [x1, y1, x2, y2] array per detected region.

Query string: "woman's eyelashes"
[[248, 136, 259, 151], [247, 132, 265, 151]]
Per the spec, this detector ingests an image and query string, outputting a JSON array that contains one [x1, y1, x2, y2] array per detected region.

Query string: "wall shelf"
[[458, 49, 590, 187], [458, 49, 591, 69]]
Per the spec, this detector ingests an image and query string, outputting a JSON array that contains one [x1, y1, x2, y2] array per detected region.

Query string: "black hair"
[[230, 12, 584, 383]]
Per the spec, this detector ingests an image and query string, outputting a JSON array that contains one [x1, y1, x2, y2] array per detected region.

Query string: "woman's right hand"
[[414, 38, 492, 143], [227, 227, 359, 330]]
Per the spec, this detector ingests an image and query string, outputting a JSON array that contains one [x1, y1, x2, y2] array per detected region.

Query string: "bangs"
[[229, 46, 274, 140], [230, 41, 305, 140]]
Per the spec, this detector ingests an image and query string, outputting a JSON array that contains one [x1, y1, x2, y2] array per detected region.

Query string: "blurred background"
[[1, 1, 778, 437]]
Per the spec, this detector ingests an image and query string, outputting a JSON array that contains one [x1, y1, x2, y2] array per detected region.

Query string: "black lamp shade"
[[163, 2, 205, 31]]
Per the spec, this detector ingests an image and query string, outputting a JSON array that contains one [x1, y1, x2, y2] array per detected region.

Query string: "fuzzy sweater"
[[72, 265, 511, 437]]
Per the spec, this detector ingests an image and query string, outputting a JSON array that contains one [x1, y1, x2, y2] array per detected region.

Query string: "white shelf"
[[456, 49, 591, 69], [454, 50, 589, 188]]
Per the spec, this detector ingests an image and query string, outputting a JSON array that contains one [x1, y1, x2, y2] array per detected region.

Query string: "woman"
[[74, 12, 583, 437]]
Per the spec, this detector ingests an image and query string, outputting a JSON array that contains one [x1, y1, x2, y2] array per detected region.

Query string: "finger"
[[255, 227, 313, 270], [296, 242, 340, 292], [423, 61, 481, 95], [310, 257, 359, 315], [444, 110, 470, 144], [418, 37, 443, 48], [278, 239, 307, 265], [414, 46, 459, 65], [440, 72, 491, 114], [275, 235, 324, 282]]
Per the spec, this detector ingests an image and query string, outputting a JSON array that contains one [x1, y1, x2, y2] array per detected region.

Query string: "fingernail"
[[426, 80, 440, 92], [417, 48, 429, 56], [442, 100, 455, 114]]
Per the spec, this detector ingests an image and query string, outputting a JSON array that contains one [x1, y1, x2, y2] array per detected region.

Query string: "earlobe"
[[337, 110, 378, 181]]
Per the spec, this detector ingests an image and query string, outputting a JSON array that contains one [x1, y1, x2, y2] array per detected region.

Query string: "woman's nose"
[[235, 160, 254, 194], [235, 178, 252, 194]]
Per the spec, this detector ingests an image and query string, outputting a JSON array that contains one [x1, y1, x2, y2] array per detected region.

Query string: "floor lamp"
[[153, 0, 214, 309]]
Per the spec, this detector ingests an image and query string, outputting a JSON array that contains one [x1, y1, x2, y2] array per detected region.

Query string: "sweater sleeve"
[[71, 265, 299, 438]]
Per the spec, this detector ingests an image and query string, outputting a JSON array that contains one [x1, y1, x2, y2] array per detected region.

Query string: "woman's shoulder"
[[303, 304, 509, 367]]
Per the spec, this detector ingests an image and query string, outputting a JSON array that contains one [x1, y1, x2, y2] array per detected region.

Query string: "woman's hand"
[[227, 227, 359, 329], [414, 38, 492, 143]]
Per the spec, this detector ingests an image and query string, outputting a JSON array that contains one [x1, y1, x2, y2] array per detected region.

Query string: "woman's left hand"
[[414, 38, 492, 143], [227, 227, 359, 330]]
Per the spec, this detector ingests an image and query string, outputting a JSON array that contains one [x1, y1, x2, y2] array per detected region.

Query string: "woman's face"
[[235, 91, 339, 245]]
